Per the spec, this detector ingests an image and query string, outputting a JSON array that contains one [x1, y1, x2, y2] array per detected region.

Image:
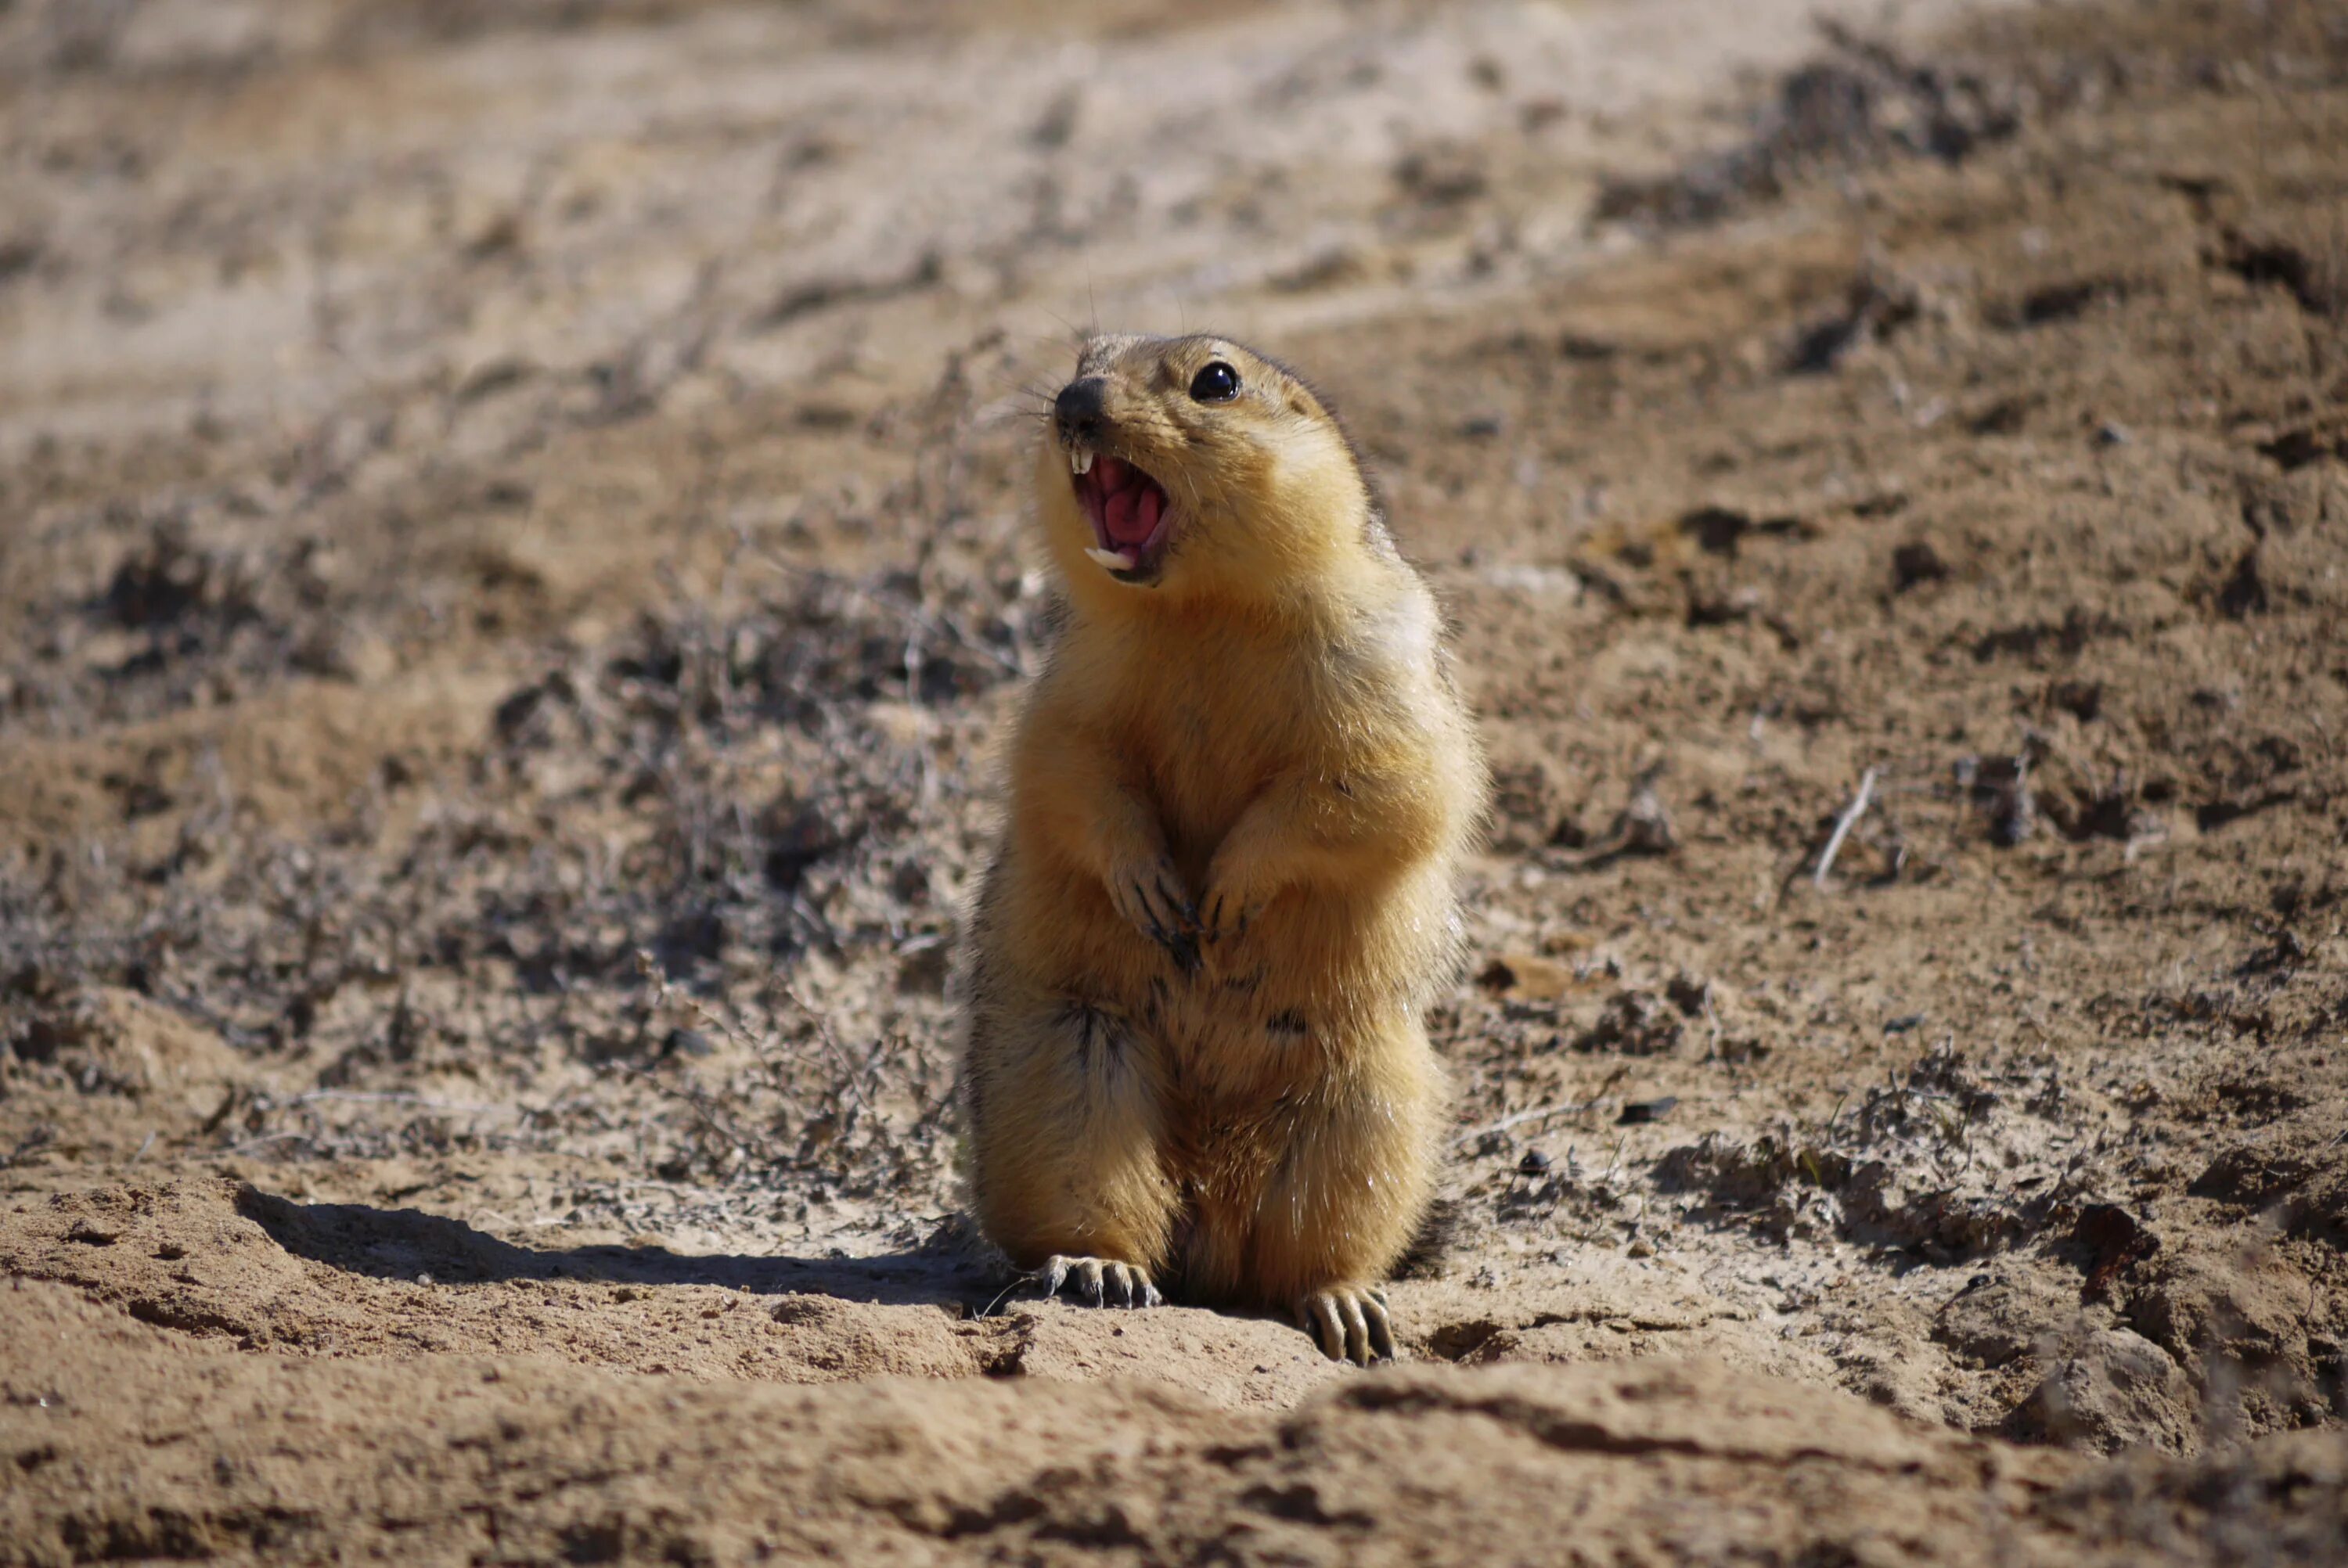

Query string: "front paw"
[[1032, 1254, 1162, 1310], [1198, 882, 1266, 949], [1108, 854, 1201, 973], [1296, 1283, 1399, 1365]]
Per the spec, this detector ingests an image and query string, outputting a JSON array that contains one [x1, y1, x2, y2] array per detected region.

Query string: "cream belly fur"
[[959, 333, 1486, 1364]]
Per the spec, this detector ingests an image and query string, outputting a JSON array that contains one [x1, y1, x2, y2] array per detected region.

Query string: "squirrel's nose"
[[1055, 376, 1108, 447]]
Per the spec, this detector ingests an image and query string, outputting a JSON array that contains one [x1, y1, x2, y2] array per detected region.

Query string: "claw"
[[1298, 1286, 1399, 1365], [1316, 1295, 1347, 1361], [1205, 887, 1253, 945], [1156, 873, 1197, 930], [1139, 912, 1198, 975], [1114, 858, 1203, 974], [1030, 1254, 1160, 1312], [1142, 876, 1201, 972], [1365, 1296, 1397, 1361], [1340, 1294, 1371, 1365], [1107, 1262, 1140, 1307]]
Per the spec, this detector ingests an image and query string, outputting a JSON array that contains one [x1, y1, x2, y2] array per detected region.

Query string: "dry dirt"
[[5, 0, 2348, 1562]]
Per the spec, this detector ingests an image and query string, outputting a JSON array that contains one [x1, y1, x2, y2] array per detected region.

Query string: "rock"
[[1934, 1268, 2078, 1369], [2124, 1248, 2310, 1372], [2286, 1165, 2348, 1249], [1580, 989, 1682, 1055], [1475, 953, 1579, 1001], [2008, 1329, 2194, 1455], [2073, 1203, 2160, 1302]]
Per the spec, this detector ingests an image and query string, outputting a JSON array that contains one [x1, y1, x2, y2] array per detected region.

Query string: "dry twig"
[[1450, 1066, 1631, 1149], [1813, 766, 1879, 887]]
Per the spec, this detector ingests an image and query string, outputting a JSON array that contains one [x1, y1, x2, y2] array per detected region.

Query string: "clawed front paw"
[[1030, 1253, 1162, 1310], [1296, 1284, 1398, 1365], [1108, 855, 1201, 973], [1197, 884, 1264, 949]]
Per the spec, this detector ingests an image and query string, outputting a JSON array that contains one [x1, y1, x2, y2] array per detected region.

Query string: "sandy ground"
[[4, 0, 2348, 1561]]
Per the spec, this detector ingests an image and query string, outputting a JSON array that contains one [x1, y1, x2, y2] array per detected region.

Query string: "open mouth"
[[1069, 450, 1173, 584]]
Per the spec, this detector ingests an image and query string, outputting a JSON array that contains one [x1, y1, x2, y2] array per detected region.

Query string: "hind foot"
[[1025, 1253, 1161, 1310], [1297, 1284, 1398, 1365]]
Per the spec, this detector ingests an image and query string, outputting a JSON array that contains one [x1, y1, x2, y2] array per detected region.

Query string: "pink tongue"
[[1102, 480, 1161, 547]]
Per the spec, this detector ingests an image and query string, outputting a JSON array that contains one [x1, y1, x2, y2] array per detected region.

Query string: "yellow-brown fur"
[[960, 333, 1485, 1362]]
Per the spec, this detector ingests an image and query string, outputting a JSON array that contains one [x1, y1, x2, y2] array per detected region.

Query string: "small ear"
[[1286, 391, 1311, 418]]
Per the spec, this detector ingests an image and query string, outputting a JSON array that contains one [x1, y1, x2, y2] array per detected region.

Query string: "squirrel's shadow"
[[235, 1185, 994, 1312]]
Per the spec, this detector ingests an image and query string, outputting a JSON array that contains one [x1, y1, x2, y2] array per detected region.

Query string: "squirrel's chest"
[[1114, 645, 1318, 847]]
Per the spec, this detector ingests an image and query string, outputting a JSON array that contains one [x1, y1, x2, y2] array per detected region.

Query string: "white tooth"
[[1070, 448, 1093, 476], [1085, 547, 1136, 573]]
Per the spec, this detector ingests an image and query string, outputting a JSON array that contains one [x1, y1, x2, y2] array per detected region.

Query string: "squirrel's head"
[[1037, 333, 1378, 606]]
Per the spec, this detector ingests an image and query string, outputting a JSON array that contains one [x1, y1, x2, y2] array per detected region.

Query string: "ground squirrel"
[[960, 333, 1485, 1363]]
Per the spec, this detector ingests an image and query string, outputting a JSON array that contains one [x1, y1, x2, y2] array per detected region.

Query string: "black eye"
[[1189, 361, 1240, 403]]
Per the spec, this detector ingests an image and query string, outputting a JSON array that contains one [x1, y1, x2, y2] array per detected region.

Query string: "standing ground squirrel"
[[960, 333, 1486, 1363]]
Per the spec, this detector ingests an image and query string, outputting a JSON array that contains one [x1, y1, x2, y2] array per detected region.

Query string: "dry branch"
[[1812, 767, 1879, 888]]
